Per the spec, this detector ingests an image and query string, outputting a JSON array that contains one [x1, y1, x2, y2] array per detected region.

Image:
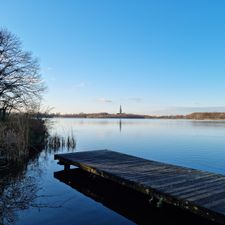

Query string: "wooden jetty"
[[55, 150, 225, 224], [55, 169, 216, 225]]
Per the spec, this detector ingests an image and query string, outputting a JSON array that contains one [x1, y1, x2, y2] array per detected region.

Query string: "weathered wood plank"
[[55, 150, 225, 224], [168, 176, 225, 195], [176, 180, 225, 199]]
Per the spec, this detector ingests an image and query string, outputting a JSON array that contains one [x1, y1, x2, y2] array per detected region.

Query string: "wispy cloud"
[[97, 98, 113, 103]]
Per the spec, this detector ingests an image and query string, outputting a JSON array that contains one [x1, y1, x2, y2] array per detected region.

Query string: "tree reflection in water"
[[0, 133, 76, 225], [1, 174, 39, 225]]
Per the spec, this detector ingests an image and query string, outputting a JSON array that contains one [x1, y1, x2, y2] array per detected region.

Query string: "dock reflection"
[[54, 169, 217, 225]]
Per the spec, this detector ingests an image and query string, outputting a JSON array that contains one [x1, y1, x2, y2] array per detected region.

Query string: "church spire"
[[119, 105, 122, 114]]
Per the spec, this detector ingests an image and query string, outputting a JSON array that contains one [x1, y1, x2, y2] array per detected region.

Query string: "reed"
[[0, 114, 47, 162], [0, 115, 28, 161], [46, 132, 76, 151]]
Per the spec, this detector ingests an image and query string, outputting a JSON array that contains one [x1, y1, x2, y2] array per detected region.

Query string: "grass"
[[0, 114, 77, 164], [46, 132, 76, 152], [0, 114, 48, 162]]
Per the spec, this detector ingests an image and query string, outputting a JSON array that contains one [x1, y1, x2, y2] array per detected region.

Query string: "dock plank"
[[55, 150, 225, 224]]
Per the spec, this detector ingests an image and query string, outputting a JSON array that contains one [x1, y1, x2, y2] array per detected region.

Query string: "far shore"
[[44, 112, 225, 120]]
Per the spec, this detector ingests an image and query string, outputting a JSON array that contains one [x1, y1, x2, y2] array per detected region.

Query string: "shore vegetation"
[[0, 28, 46, 163]]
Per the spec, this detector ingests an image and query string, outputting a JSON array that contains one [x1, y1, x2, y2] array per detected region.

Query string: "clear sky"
[[1, 0, 225, 115]]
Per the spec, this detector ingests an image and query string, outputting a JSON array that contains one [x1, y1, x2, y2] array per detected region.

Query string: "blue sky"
[[1, 0, 225, 114]]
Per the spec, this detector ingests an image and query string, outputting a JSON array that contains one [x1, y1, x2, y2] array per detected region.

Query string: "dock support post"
[[64, 164, 70, 171]]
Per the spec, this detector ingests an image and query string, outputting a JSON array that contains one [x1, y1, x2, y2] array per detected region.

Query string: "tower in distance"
[[119, 105, 122, 114]]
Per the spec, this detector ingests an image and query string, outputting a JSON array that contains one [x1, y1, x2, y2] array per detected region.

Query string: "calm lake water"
[[4, 118, 225, 225]]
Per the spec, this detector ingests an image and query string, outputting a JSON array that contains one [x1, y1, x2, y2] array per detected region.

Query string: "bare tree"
[[0, 29, 45, 119]]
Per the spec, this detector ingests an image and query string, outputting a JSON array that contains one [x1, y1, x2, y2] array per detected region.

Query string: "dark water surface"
[[3, 118, 225, 225]]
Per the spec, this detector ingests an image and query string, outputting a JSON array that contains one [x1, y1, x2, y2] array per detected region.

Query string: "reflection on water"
[[1, 118, 225, 225], [0, 131, 76, 225], [53, 118, 225, 174], [0, 151, 41, 225], [1, 173, 39, 225], [54, 169, 216, 225], [119, 119, 122, 132]]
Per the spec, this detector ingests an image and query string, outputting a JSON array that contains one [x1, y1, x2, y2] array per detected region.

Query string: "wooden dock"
[[54, 169, 215, 225], [55, 150, 225, 224]]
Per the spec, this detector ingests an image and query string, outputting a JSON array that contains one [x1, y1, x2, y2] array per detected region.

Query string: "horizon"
[[50, 106, 225, 116], [1, 0, 225, 115]]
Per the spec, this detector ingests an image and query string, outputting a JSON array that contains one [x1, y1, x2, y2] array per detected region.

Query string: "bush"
[[0, 115, 47, 161]]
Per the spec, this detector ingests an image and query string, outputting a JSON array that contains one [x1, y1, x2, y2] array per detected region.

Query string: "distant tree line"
[[186, 112, 225, 120], [42, 112, 225, 120]]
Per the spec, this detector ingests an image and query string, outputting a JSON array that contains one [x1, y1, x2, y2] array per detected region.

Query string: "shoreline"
[[44, 112, 225, 120]]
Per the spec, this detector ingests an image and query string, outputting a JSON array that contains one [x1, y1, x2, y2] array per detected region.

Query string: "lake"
[[3, 118, 225, 225]]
